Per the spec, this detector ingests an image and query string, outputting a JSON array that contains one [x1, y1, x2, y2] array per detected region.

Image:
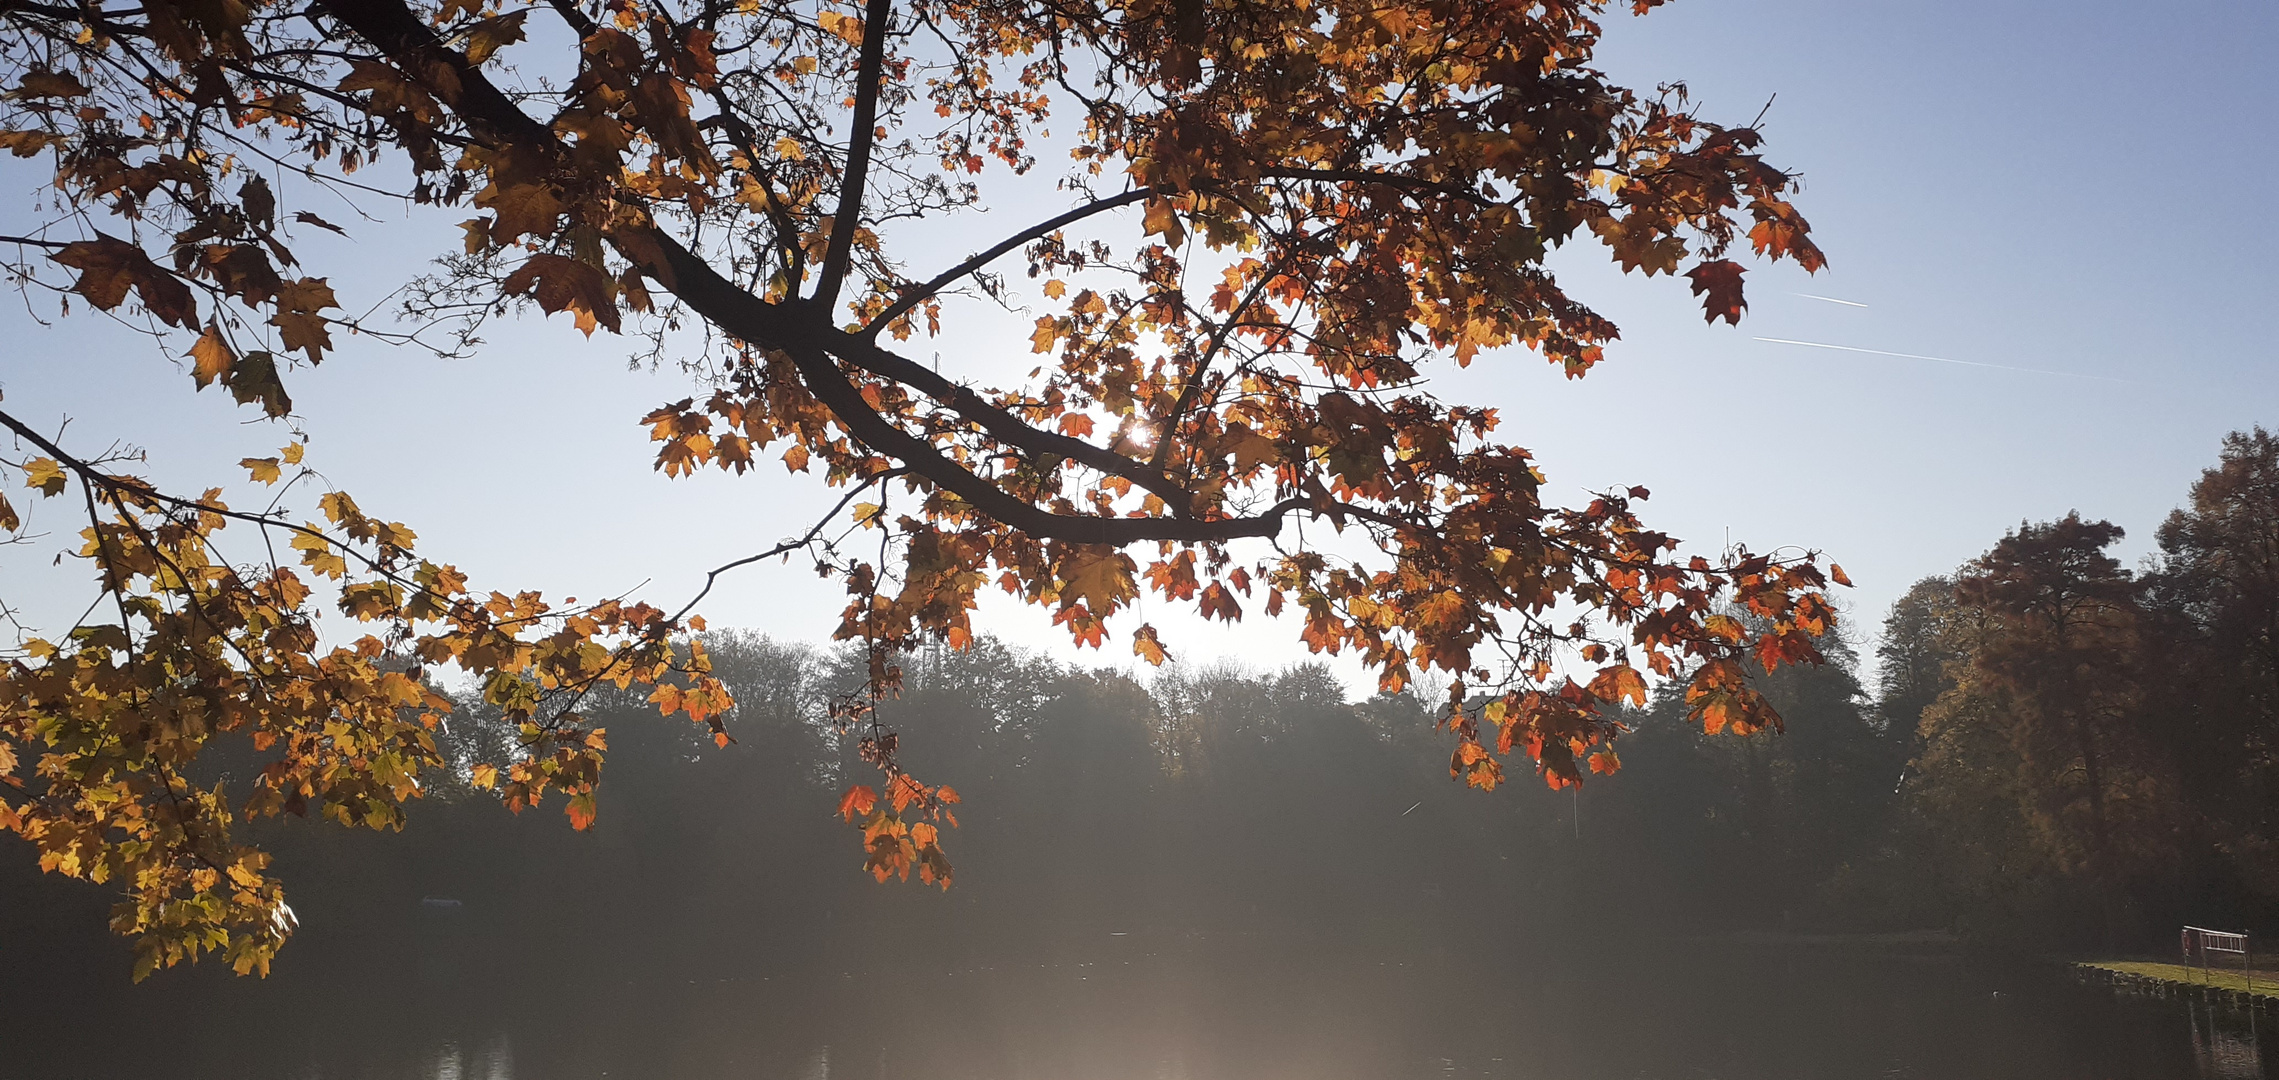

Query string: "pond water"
[[2, 925, 2269, 1080]]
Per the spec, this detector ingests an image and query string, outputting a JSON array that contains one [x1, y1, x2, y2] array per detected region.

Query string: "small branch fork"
[[860, 187, 1157, 336], [667, 465, 908, 625]]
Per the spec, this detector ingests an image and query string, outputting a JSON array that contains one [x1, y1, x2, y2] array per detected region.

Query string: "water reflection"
[[2189, 1001, 2266, 1080], [3, 937, 2265, 1080], [423, 1035, 510, 1080]]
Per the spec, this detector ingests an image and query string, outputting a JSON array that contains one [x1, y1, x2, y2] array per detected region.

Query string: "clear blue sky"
[[1, 0, 2272, 691]]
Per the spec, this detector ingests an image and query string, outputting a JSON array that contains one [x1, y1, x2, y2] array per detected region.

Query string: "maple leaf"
[[1056, 547, 1136, 616], [1747, 198, 1826, 272], [817, 10, 865, 44], [23, 458, 65, 497], [566, 793, 598, 831], [51, 235, 197, 328], [0, 131, 64, 157], [1685, 260, 1748, 325], [240, 457, 282, 484], [12, 69, 88, 98], [289, 532, 347, 579], [838, 785, 878, 821], [1217, 424, 1279, 474], [1132, 623, 1171, 665], [501, 254, 621, 336], [1592, 214, 1686, 276], [1142, 198, 1186, 248], [239, 177, 276, 229], [1588, 664, 1647, 708], [482, 185, 568, 247], [189, 325, 235, 389], [271, 278, 339, 362], [463, 11, 528, 64], [1198, 582, 1242, 623], [1052, 602, 1110, 648], [226, 351, 293, 417]]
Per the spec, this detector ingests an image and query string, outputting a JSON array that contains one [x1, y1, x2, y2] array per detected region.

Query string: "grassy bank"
[[2076, 961, 2279, 1002]]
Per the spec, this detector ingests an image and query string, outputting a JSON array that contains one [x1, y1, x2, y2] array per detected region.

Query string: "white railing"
[[2182, 925, 2255, 994]]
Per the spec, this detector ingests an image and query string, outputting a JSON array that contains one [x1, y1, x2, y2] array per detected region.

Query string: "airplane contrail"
[[1792, 292, 1868, 308], [1751, 337, 2133, 384]]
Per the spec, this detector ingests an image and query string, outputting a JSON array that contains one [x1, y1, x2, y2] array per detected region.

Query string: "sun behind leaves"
[[0, 0, 1840, 975]]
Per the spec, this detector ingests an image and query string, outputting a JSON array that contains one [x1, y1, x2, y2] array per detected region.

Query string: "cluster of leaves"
[[1, 0, 1843, 967], [0, 417, 729, 977], [834, 770, 959, 887]]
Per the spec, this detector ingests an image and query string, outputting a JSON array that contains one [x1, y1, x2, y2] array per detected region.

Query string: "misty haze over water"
[[2, 637, 2268, 1079], [2, 926, 2266, 1079]]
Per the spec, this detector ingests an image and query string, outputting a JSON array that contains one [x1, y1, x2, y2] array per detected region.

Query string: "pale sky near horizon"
[[1, 0, 2272, 696]]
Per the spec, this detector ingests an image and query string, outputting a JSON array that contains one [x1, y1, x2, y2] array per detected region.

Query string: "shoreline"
[[2075, 960, 2279, 1008]]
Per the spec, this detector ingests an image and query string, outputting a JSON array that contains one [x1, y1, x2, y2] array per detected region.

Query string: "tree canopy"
[[1857, 437, 2279, 945], [0, 0, 1840, 977]]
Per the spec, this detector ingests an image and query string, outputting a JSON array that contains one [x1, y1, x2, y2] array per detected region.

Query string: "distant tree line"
[[8, 434, 2275, 976]]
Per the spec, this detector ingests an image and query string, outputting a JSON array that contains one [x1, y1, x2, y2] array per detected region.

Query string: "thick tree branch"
[[315, 0, 556, 147], [811, 0, 891, 311], [701, 88, 806, 284], [623, 225, 1304, 544], [817, 323, 1197, 510], [541, 0, 596, 36]]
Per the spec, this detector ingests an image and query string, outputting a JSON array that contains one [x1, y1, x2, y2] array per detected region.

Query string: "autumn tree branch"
[[1257, 167, 1496, 207], [667, 465, 908, 624], [627, 227, 1309, 543], [313, 0, 1275, 545], [811, 0, 892, 310], [861, 187, 1157, 337]]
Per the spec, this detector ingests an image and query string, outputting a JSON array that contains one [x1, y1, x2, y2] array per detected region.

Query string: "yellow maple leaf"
[[23, 458, 65, 496], [188, 324, 234, 389], [1132, 623, 1171, 665], [1057, 547, 1136, 616]]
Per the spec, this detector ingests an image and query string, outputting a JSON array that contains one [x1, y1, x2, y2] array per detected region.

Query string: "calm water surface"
[[2, 928, 2267, 1080]]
